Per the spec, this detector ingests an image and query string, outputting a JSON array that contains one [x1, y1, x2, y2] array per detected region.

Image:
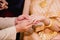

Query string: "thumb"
[[17, 15, 24, 21], [24, 15, 30, 20], [27, 24, 33, 28]]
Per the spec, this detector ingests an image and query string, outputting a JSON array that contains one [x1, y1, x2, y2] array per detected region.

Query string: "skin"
[[0, 0, 8, 10], [16, 20, 33, 33]]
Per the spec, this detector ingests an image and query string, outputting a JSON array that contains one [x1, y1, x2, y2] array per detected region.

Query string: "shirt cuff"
[[0, 17, 16, 29], [0, 26, 16, 40]]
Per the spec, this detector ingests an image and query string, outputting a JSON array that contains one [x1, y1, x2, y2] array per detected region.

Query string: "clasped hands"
[[15, 14, 60, 33], [0, 0, 8, 10], [15, 14, 50, 33]]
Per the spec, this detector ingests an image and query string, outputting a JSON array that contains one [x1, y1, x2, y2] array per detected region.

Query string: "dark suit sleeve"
[[7, 0, 25, 16]]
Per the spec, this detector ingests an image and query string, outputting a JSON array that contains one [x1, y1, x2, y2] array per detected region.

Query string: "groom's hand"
[[16, 20, 33, 33], [15, 14, 30, 25]]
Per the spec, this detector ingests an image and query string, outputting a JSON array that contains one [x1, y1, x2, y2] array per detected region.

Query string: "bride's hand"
[[30, 14, 50, 26]]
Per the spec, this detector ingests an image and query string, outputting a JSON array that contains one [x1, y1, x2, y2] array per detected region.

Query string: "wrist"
[[15, 25, 20, 33], [22, 13, 29, 16]]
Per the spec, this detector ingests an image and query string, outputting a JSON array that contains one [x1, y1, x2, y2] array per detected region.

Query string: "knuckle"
[[24, 27, 28, 30]]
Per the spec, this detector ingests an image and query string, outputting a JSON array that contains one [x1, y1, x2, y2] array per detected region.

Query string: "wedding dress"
[[23, 0, 60, 40]]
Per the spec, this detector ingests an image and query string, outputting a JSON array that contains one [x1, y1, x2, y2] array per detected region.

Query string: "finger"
[[16, 21, 21, 24], [17, 15, 24, 21], [2, 3, 5, 7], [4, 0, 8, 5], [15, 20, 29, 25], [15, 20, 24, 25], [15, 18, 23, 25], [27, 24, 33, 28], [33, 22, 44, 27], [4, 5, 8, 9], [26, 20, 33, 26], [15, 15, 24, 22], [33, 20, 40, 24], [24, 15, 30, 20]]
